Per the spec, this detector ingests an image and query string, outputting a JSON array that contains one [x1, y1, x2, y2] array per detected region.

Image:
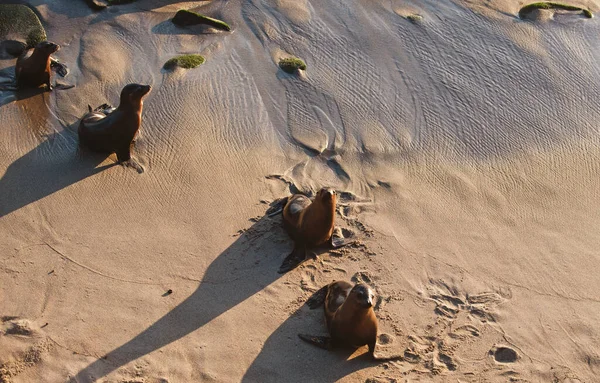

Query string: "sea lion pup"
[[278, 188, 353, 273], [298, 281, 402, 361], [78, 84, 151, 173], [15, 41, 59, 90]]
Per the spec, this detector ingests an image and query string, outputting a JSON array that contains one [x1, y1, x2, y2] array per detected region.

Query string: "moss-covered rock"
[[406, 14, 423, 23], [279, 57, 306, 74], [0, 4, 47, 49], [164, 54, 206, 70], [519, 2, 593, 19], [172, 9, 231, 31]]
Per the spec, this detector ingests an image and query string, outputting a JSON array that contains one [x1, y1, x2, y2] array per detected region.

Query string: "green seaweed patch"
[[172, 9, 231, 31], [279, 57, 306, 74], [406, 14, 423, 23], [164, 54, 206, 70], [0, 4, 47, 48], [519, 2, 593, 18]]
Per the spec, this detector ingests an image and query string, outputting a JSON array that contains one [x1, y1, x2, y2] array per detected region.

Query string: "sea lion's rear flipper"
[[305, 285, 328, 309], [50, 59, 68, 78], [266, 196, 289, 217], [278, 244, 307, 273], [298, 334, 333, 350]]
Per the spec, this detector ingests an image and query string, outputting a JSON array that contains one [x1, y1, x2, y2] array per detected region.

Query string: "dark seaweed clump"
[[172, 9, 231, 31], [519, 2, 593, 18]]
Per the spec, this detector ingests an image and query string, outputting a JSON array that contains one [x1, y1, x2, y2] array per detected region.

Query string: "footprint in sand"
[[491, 345, 518, 363]]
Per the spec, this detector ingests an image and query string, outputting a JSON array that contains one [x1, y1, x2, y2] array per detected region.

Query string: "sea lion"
[[298, 281, 401, 361], [278, 188, 353, 273], [15, 41, 59, 90], [78, 83, 151, 173]]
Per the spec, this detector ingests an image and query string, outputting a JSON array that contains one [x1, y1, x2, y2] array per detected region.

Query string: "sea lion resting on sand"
[[278, 188, 353, 273], [299, 281, 402, 361], [78, 83, 151, 173]]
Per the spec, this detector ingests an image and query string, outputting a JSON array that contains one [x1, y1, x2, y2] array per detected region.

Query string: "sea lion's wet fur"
[[299, 281, 400, 361], [78, 83, 151, 164], [16, 41, 59, 90], [279, 188, 338, 273]]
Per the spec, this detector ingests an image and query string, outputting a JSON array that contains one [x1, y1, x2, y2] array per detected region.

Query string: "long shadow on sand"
[[241, 302, 377, 382], [69, 213, 375, 382], [69, 214, 293, 382], [0, 128, 115, 218]]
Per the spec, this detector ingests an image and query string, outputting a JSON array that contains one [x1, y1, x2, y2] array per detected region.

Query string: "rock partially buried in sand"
[[163, 54, 205, 70], [279, 57, 306, 74], [172, 9, 231, 32], [83, 0, 139, 10], [519, 2, 593, 19], [0, 4, 47, 52]]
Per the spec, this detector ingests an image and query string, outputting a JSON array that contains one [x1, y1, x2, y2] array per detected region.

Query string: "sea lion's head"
[[315, 187, 336, 205], [349, 284, 375, 309], [120, 83, 152, 106], [36, 41, 60, 54]]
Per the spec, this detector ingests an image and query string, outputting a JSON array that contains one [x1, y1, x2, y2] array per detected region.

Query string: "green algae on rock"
[[172, 9, 231, 31], [0, 4, 47, 48], [406, 14, 423, 23], [164, 54, 206, 70], [279, 57, 307, 74], [519, 2, 593, 19]]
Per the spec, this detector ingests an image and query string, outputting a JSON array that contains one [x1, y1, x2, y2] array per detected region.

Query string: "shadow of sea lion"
[[241, 302, 376, 382], [0, 129, 114, 218], [69, 214, 293, 382]]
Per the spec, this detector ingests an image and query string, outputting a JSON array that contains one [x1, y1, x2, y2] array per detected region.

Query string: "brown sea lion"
[[298, 281, 401, 361], [278, 188, 353, 273], [15, 41, 59, 90], [78, 83, 151, 173]]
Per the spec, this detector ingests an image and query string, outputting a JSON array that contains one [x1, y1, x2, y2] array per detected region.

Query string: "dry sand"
[[1, 0, 600, 381]]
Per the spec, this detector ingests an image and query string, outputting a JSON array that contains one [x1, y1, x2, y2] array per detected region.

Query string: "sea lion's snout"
[[142, 85, 151, 94], [353, 284, 374, 308], [320, 188, 335, 201], [38, 41, 60, 53]]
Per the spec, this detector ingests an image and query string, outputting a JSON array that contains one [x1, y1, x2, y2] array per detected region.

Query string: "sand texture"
[[2, 0, 600, 382]]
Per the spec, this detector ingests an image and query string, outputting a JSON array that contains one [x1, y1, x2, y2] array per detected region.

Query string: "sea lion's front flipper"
[[371, 353, 404, 362], [0, 84, 17, 91], [54, 83, 75, 90], [50, 59, 69, 78], [306, 285, 328, 309], [298, 334, 333, 350], [330, 236, 355, 249], [122, 158, 144, 174], [370, 341, 404, 361], [278, 244, 307, 273]]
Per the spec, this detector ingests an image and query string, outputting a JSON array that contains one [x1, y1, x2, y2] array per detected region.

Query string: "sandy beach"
[[1, 0, 600, 381]]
